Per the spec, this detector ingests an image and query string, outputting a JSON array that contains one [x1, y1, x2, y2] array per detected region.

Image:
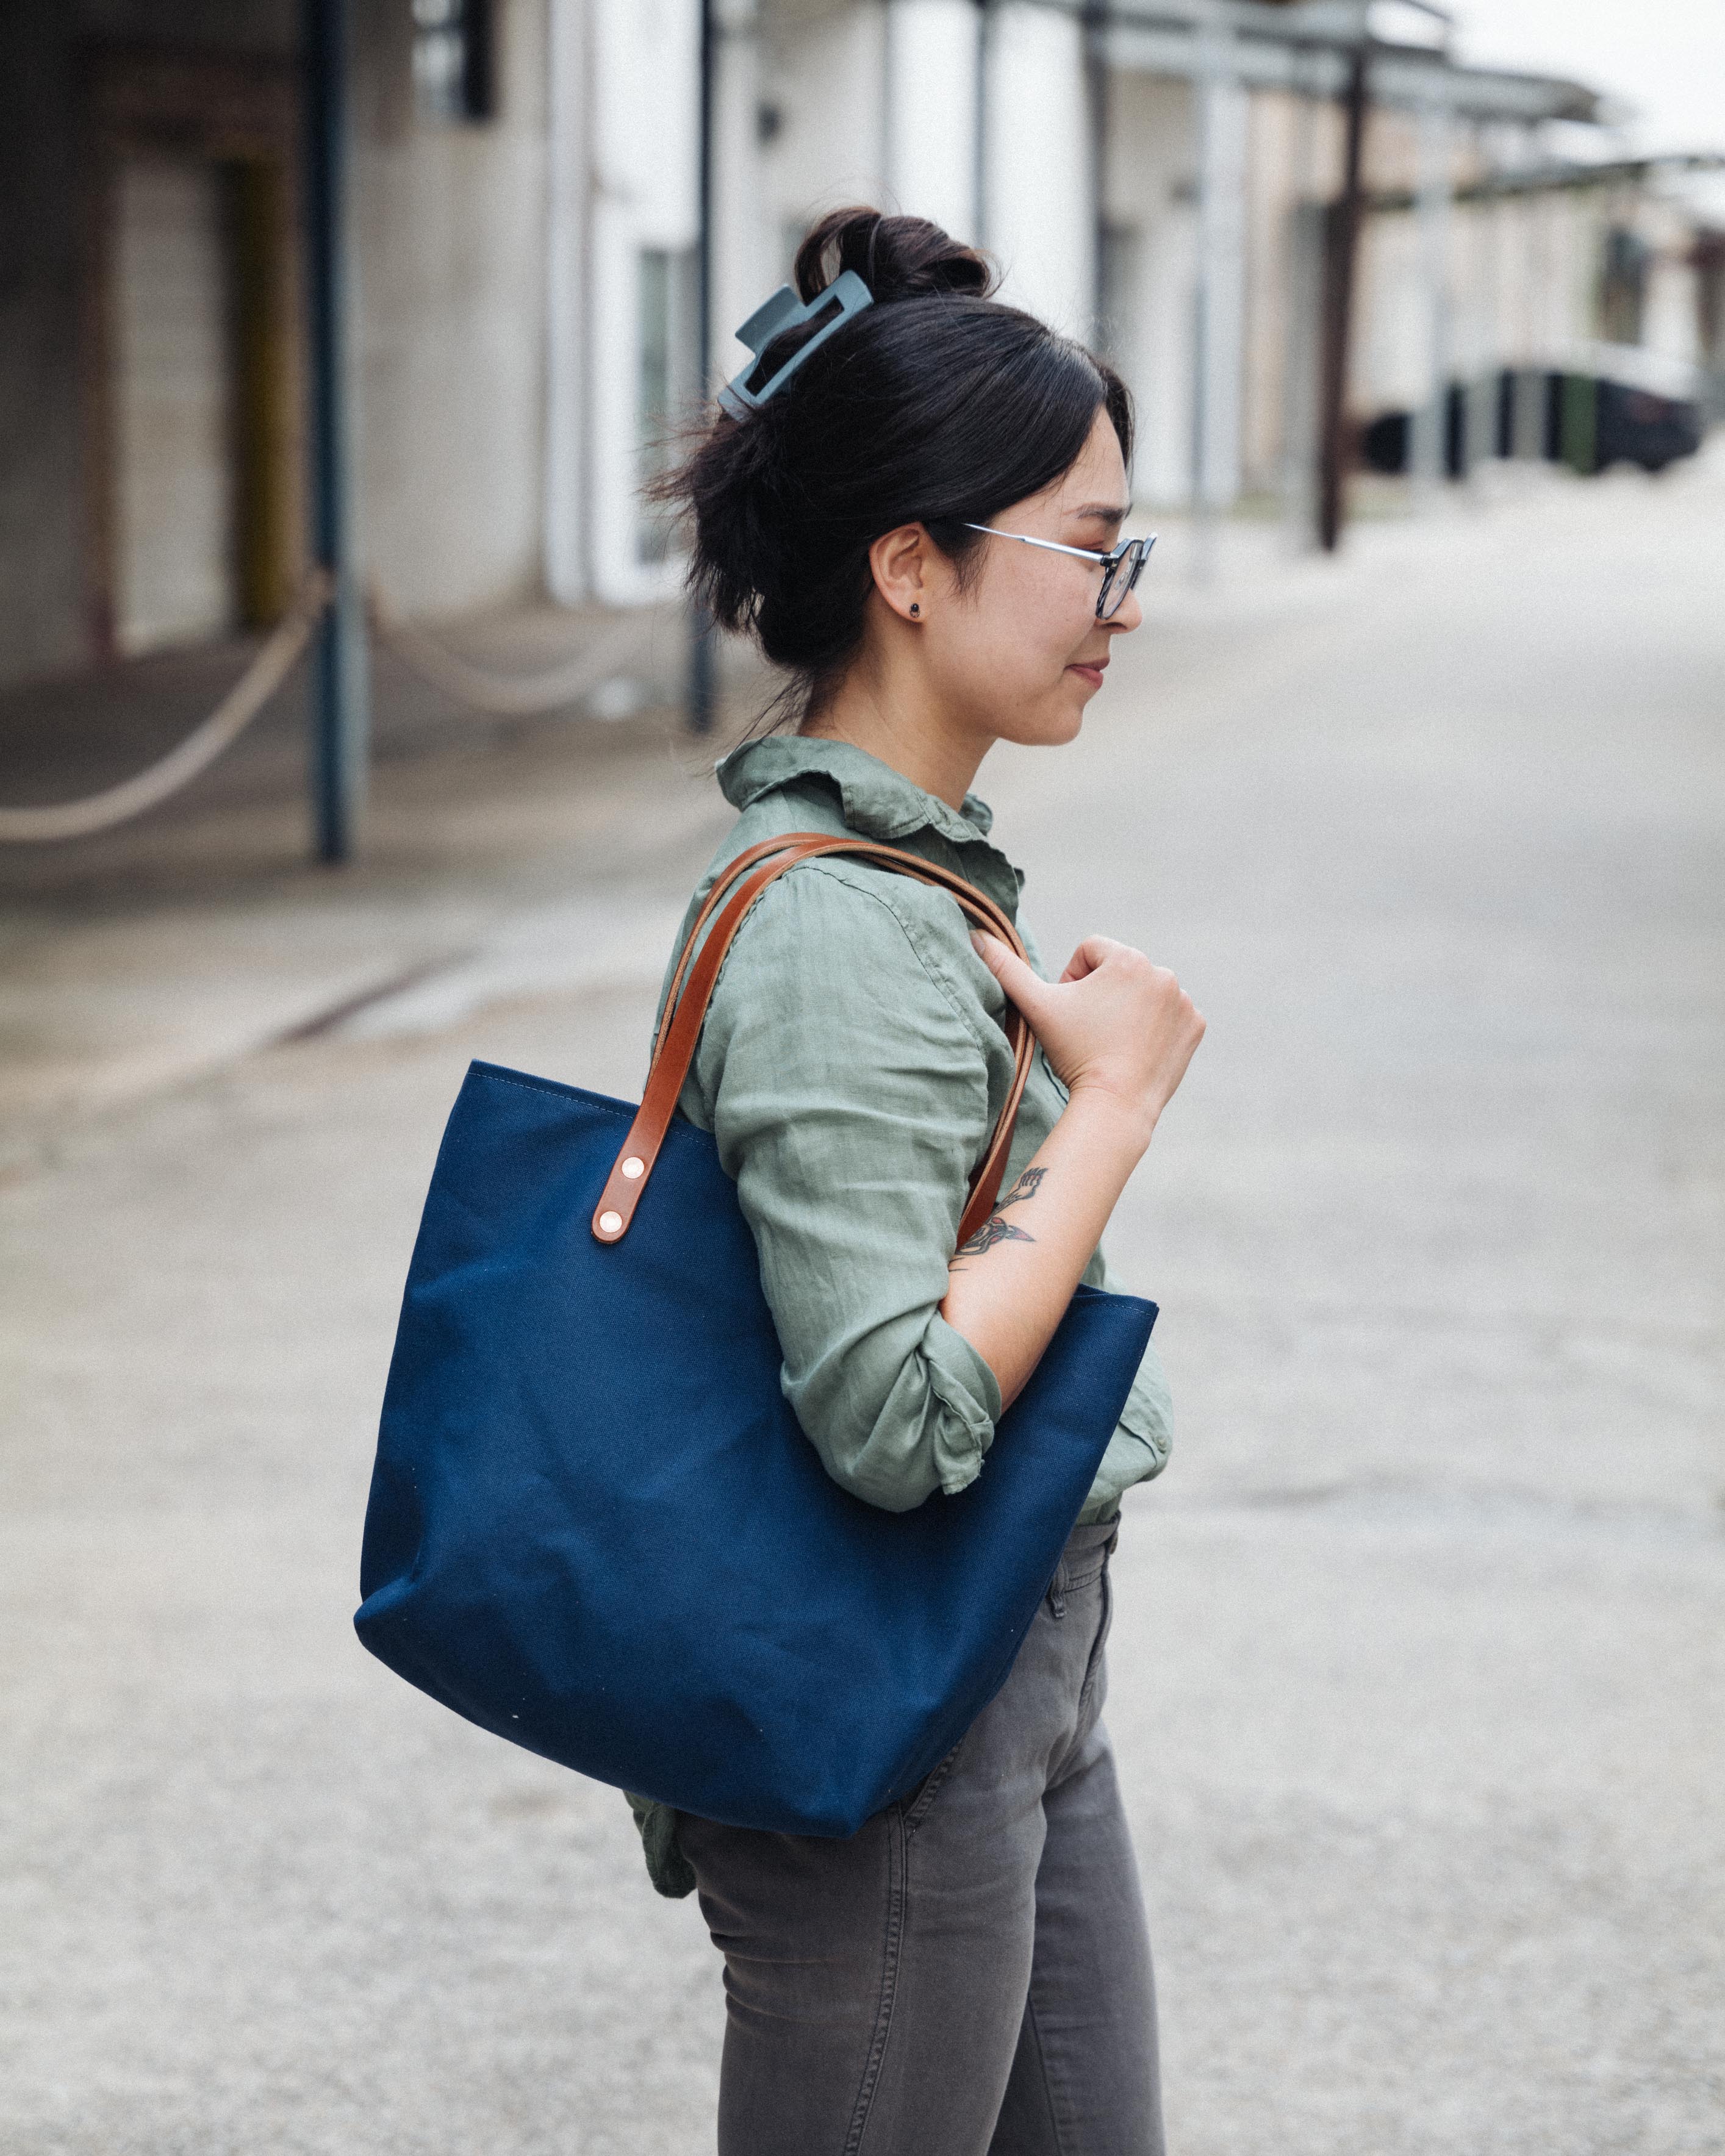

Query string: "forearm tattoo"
[[955, 1164, 1047, 1258]]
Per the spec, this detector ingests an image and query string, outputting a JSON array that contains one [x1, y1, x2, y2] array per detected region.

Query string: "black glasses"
[[963, 524, 1157, 620]]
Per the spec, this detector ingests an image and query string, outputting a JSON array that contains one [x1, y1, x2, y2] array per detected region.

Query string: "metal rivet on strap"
[[620, 1156, 645, 1180], [598, 1210, 623, 1234]]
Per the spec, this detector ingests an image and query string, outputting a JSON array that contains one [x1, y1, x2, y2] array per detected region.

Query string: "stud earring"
[[909, 603, 920, 617]]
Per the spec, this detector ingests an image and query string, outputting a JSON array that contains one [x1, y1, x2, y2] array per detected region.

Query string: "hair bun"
[[793, 207, 995, 308]]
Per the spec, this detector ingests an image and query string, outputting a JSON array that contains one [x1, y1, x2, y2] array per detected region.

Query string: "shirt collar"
[[717, 734, 1000, 850]]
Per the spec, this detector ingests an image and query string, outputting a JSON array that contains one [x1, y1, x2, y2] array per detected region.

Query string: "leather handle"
[[651, 830, 1025, 1065], [592, 833, 1039, 1248], [648, 833, 822, 1065]]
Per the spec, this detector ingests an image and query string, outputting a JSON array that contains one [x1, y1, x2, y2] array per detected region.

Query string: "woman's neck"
[[802, 652, 988, 814]]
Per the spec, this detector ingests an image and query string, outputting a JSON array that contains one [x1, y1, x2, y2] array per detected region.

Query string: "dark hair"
[[656, 207, 1134, 727]]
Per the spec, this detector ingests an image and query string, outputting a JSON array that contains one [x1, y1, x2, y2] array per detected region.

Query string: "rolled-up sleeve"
[[684, 859, 1008, 1511]]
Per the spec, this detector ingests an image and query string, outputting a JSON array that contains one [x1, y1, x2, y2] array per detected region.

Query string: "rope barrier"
[[0, 571, 655, 844], [365, 583, 650, 718], [0, 571, 334, 845]]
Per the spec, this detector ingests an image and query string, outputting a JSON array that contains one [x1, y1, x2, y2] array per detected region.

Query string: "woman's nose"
[[1103, 585, 1144, 635]]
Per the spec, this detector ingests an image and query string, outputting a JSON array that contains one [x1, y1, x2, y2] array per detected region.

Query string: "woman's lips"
[[1066, 659, 1108, 687]]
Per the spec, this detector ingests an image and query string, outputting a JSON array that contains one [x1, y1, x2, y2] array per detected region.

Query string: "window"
[[637, 245, 699, 564], [413, 0, 494, 126], [1598, 226, 1649, 348]]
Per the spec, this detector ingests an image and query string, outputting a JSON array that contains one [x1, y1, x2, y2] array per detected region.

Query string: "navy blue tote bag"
[[356, 834, 1157, 1836]]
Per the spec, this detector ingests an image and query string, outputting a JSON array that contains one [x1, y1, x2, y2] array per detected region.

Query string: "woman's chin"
[[995, 704, 1087, 751], [1049, 684, 1096, 742]]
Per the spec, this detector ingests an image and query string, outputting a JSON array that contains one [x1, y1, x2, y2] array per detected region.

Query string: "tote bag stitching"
[[476, 1070, 635, 1122]]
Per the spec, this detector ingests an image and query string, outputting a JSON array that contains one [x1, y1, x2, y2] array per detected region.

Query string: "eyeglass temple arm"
[[962, 525, 1112, 566]]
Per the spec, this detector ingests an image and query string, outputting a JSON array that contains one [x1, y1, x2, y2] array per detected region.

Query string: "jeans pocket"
[[1076, 1564, 1114, 1719], [898, 1732, 967, 1835]]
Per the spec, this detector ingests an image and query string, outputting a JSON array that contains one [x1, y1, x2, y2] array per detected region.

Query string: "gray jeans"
[[675, 1520, 1164, 2155]]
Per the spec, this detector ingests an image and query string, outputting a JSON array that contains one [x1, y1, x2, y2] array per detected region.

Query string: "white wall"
[[550, 0, 714, 605], [542, 0, 588, 603], [1238, 88, 1305, 496], [1104, 71, 1196, 509], [1641, 204, 1702, 369], [710, 0, 773, 385], [1357, 212, 1432, 409], [760, 7, 889, 265], [587, 0, 701, 604], [983, 3, 1092, 337], [110, 158, 236, 653], [356, 0, 553, 618], [884, 0, 979, 240], [1191, 57, 1247, 507]]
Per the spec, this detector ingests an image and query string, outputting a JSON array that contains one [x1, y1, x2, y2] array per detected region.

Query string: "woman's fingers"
[[972, 927, 1203, 1128], [969, 931, 1056, 1025], [974, 930, 1116, 1000], [1058, 935, 1126, 984]]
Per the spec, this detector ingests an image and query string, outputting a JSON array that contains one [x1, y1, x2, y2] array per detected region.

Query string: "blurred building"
[[2, 0, 1721, 697]]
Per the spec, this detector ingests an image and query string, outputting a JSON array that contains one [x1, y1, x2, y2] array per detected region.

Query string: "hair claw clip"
[[716, 270, 874, 418]]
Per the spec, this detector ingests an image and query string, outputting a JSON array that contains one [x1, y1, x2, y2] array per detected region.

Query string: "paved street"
[[3, 459, 1723, 2154]]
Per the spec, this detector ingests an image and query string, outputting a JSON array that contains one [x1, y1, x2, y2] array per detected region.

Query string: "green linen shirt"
[[626, 733, 1171, 1895]]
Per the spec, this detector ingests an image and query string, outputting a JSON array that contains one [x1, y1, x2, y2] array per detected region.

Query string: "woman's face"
[[924, 407, 1143, 753]]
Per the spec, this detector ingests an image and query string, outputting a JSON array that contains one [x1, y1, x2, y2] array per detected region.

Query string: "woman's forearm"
[[939, 1086, 1155, 1409], [948, 926, 1205, 1410]]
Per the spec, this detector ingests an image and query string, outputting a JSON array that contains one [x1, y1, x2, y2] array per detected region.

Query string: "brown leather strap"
[[648, 833, 816, 1065], [592, 833, 1039, 1248]]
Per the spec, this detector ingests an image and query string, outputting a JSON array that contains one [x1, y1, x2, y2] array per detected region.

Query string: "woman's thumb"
[[970, 930, 1051, 1019]]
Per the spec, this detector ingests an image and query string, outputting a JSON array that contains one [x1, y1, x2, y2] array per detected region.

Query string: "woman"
[[631, 209, 1204, 2155]]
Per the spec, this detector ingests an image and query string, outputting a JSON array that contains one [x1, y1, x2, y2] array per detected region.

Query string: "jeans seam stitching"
[[902, 1738, 963, 1836], [844, 1808, 908, 2155], [1024, 1992, 1071, 2155]]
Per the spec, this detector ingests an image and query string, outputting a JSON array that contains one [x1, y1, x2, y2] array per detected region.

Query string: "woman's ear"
[[867, 523, 931, 625]]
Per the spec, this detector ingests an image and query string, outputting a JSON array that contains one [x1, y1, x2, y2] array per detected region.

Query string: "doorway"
[[111, 156, 233, 653], [84, 49, 304, 659]]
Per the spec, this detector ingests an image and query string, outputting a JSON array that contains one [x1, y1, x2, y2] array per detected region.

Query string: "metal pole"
[[686, 0, 719, 736], [303, 0, 368, 862], [1317, 44, 1368, 554], [1190, 2, 1243, 580], [1083, 1, 1109, 348], [974, 0, 991, 249], [1280, 54, 1324, 551], [1189, 4, 1222, 581], [1411, 81, 1452, 497], [543, 0, 589, 605], [882, 0, 898, 204]]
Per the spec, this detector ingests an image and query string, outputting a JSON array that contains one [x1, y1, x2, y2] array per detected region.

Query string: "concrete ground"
[[2, 457, 1723, 2154]]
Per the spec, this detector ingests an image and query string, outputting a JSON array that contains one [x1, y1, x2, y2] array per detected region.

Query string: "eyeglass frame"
[[961, 523, 1157, 620]]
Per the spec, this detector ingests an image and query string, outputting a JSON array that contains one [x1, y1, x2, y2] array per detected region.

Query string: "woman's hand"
[[970, 931, 1205, 1145], [942, 932, 1203, 1406]]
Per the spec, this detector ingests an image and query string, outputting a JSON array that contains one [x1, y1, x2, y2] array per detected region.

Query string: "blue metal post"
[[304, 0, 369, 861], [686, 0, 719, 735]]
